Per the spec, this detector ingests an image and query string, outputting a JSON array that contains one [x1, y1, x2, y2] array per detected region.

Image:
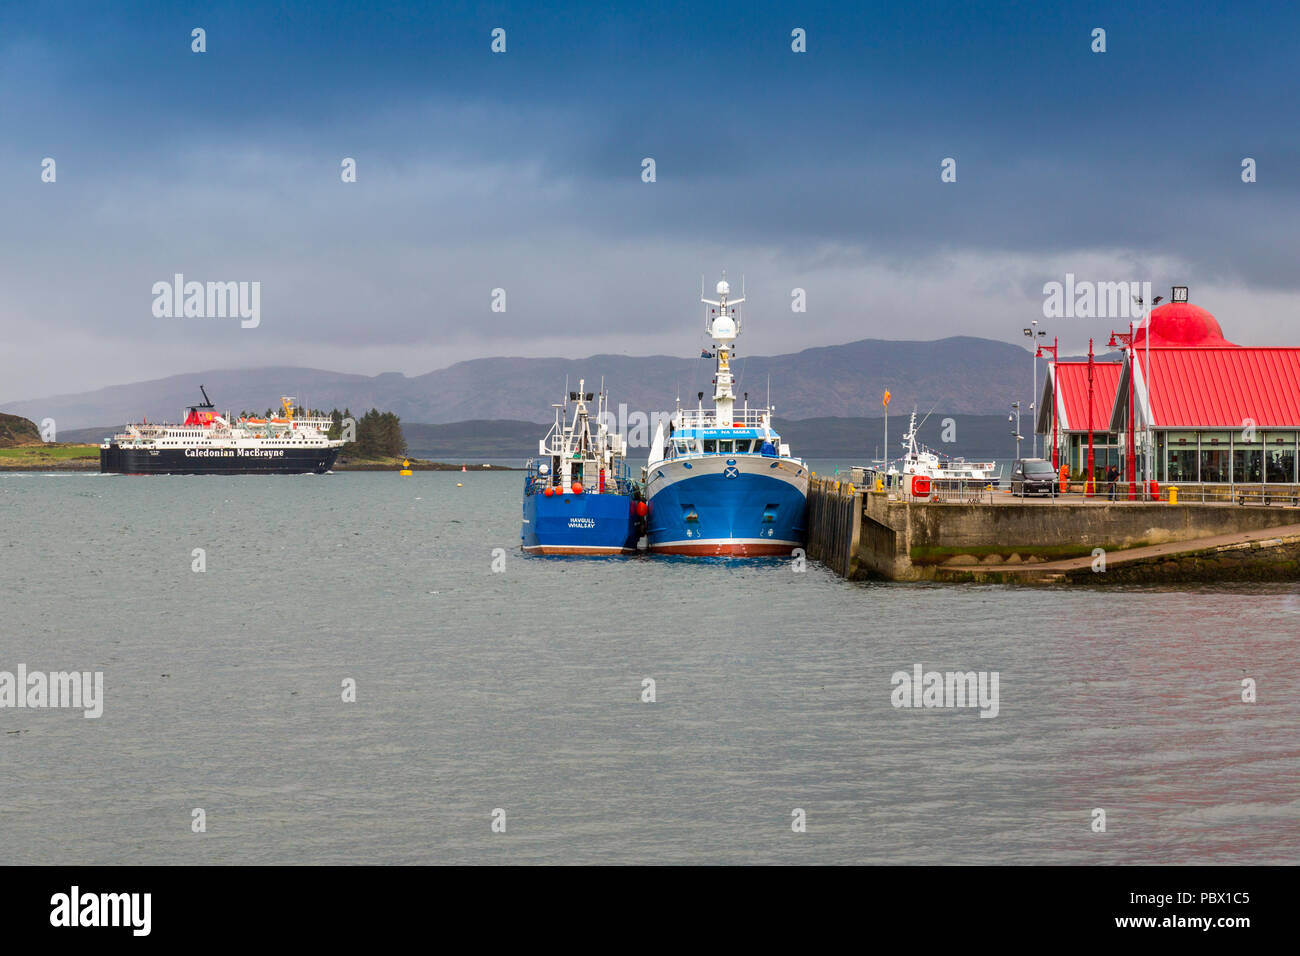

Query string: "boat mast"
[[700, 274, 744, 426]]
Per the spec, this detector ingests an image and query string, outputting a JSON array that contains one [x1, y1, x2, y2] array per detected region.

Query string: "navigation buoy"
[[399, 458, 413, 477], [456, 482, 463, 487]]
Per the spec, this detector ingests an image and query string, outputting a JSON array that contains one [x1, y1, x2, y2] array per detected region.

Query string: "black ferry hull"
[[100, 445, 340, 475]]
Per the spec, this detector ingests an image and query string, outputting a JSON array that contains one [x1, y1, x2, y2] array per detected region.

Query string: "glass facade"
[[1066, 434, 1119, 478], [1127, 429, 1300, 484], [1199, 432, 1230, 483], [1264, 432, 1298, 482], [1233, 434, 1264, 483], [1166, 431, 1197, 482]]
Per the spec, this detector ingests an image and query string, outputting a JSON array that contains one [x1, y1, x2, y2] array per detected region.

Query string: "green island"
[[0, 410, 513, 472]]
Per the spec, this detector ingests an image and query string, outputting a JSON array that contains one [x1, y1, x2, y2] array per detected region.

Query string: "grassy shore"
[[0, 444, 100, 470]]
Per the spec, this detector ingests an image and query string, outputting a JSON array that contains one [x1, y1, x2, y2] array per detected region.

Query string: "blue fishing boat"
[[643, 276, 809, 555], [521, 380, 645, 554]]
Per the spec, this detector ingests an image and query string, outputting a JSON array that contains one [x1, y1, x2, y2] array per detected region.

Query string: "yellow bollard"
[[875, 477, 884, 493], [1168, 485, 1178, 504]]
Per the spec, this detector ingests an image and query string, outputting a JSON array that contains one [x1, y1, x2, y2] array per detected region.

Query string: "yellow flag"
[[882, 389, 891, 408]]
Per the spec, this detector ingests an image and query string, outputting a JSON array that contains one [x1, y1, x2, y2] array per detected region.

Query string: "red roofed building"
[[1038, 296, 1300, 484], [1036, 360, 1123, 475]]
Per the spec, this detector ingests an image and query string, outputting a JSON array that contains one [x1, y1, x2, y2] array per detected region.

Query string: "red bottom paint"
[[650, 542, 799, 557]]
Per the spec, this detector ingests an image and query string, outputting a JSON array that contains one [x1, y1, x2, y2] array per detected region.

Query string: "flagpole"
[[882, 389, 892, 483]]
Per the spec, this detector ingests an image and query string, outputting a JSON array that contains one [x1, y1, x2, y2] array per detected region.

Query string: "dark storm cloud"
[[2, 0, 1299, 400]]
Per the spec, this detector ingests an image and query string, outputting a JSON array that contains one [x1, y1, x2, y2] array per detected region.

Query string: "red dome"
[[1133, 302, 1236, 348]]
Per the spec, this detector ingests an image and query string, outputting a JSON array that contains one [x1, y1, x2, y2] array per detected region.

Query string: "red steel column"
[[1127, 322, 1137, 500], [1086, 338, 1095, 497]]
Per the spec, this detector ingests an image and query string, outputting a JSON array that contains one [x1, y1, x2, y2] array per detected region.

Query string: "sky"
[[3, 0, 1299, 402]]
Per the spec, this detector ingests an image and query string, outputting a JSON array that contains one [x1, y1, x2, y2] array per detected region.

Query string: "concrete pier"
[[805, 477, 1300, 584]]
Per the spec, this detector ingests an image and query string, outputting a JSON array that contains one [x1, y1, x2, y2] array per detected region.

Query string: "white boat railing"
[[676, 407, 770, 429]]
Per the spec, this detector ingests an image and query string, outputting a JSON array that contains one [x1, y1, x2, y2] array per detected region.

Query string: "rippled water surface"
[[1, 471, 1296, 864]]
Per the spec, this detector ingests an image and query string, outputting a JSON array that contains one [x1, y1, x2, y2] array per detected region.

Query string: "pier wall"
[[1056, 532, 1300, 584], [806, 478, 1300, 583], [805, 479, 861, 578]]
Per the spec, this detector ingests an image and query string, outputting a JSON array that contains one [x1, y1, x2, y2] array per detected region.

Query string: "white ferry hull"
[[100, 445, 339, 475]]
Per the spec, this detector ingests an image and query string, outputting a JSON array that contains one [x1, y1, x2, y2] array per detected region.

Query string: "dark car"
[[1010, 458, 1058, 497]]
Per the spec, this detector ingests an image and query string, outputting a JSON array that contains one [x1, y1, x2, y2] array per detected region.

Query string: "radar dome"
[[716, 280, 730, 296], [711, 315, 737, 340]]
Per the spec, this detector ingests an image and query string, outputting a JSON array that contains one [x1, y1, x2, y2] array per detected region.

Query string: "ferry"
[[521, 380, 644, 554], [643, 277, 809, 555], [100, 388, 343, 475]]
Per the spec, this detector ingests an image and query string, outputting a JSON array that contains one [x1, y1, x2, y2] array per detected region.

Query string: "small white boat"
[[855, 410, 1002, 489]]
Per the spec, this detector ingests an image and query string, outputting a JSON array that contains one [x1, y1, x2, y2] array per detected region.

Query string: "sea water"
[[0, 471, 1296, 864]]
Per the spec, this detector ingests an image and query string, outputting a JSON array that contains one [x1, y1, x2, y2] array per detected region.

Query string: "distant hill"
[[402, 420, 542, 460], [58, 413, 1019, 461], [406, 413, 1017, 461], [1, 336, 1036, 430], [0, 412, 42, 447], [777, 414, 1016, 460]]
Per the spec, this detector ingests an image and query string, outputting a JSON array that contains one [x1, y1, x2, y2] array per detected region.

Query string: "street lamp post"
[[1108, 325, 1138, 501], [1010, 402, 1022, 460]]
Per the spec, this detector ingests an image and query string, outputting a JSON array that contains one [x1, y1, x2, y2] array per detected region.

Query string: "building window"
[[1200, 432, 1230, 483], [1264, 432, 1296, 483], [1167, 431, 1197, 483], [1233, 432, 1263, 483]]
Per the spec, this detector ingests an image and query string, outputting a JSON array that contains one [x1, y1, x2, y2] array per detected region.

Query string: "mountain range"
[[48, 413, 1027, 461], [402, 414, 1024, 461], [4, 336, 1042, 432]]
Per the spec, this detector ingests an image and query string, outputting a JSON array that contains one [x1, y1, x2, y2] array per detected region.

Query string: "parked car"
[[1010, 458, 1058, 497]]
